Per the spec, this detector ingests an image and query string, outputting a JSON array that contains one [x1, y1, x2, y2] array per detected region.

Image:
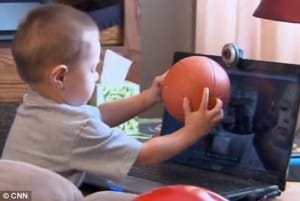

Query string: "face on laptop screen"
[[160, 53, 300, 186]]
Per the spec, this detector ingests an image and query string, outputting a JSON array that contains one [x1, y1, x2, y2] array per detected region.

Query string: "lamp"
[[253, 0, 300, 23]]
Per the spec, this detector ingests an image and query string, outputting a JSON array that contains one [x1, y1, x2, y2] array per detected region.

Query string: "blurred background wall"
[[140, 0, 195, 117]]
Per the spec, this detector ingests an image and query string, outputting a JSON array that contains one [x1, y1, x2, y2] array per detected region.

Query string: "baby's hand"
[[183, 88, 223, 139], [145, 72, 166, 103]]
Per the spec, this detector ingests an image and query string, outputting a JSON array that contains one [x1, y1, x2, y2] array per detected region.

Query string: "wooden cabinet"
[[102, 0, 141, 83], [0, 0, 140, 102]]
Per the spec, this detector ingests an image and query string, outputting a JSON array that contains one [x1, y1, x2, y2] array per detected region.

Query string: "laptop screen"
[[160, 52, 300, 190]]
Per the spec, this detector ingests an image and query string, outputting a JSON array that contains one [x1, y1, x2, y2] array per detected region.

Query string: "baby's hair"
[[12, 3, 98, 83]]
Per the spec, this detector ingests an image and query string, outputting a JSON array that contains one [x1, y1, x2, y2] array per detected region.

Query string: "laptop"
[[84, 51, 300, 200]]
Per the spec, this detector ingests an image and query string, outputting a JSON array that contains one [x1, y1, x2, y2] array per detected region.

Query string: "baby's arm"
[[99, 74, 164, 127], [134, 88, 223, 165]]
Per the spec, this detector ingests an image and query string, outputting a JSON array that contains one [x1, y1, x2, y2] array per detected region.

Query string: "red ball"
[[162, 56, 231, 122], [133, 185, 228, 201]]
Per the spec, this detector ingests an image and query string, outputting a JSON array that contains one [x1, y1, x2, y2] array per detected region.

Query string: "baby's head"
[[12, 3, 100, 105]]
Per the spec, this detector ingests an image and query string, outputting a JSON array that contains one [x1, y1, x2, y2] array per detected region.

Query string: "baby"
[[2, 3, 223, 186]]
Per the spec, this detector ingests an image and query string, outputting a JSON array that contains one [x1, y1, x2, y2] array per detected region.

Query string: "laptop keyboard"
[[128, 163, 261, 193]]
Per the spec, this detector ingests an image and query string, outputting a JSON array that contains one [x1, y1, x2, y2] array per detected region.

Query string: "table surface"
[[271, 182, 299, 201]]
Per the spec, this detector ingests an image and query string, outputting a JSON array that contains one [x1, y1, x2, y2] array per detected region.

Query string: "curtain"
[[195, 0, 300, 65]]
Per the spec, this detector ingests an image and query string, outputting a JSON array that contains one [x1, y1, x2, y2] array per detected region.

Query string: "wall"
[[140, 0, 195, 117]]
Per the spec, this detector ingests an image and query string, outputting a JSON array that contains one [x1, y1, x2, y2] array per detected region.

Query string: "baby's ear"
[[50, 64, 68, 89]]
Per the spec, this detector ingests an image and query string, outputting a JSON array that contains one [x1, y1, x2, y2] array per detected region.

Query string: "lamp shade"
[[253, 0, 300, 23]]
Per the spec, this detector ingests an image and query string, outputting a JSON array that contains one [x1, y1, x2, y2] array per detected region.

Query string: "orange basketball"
[[162, 56, 231, 122], [133, 185, 228, 201]]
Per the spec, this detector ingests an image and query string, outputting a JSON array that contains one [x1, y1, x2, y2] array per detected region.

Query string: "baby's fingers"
[[182, 97, 191, 116], [211, 108, 224, 124], [199, 88, 209, 111], [208, 98, 223, 120]]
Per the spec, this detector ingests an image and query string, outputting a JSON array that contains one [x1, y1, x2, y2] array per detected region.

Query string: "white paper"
[[100, 49, 132, 85]]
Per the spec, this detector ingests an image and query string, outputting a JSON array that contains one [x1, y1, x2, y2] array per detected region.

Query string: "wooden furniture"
[[0, 0, 141, 102], [105, 0, 140, 83]]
